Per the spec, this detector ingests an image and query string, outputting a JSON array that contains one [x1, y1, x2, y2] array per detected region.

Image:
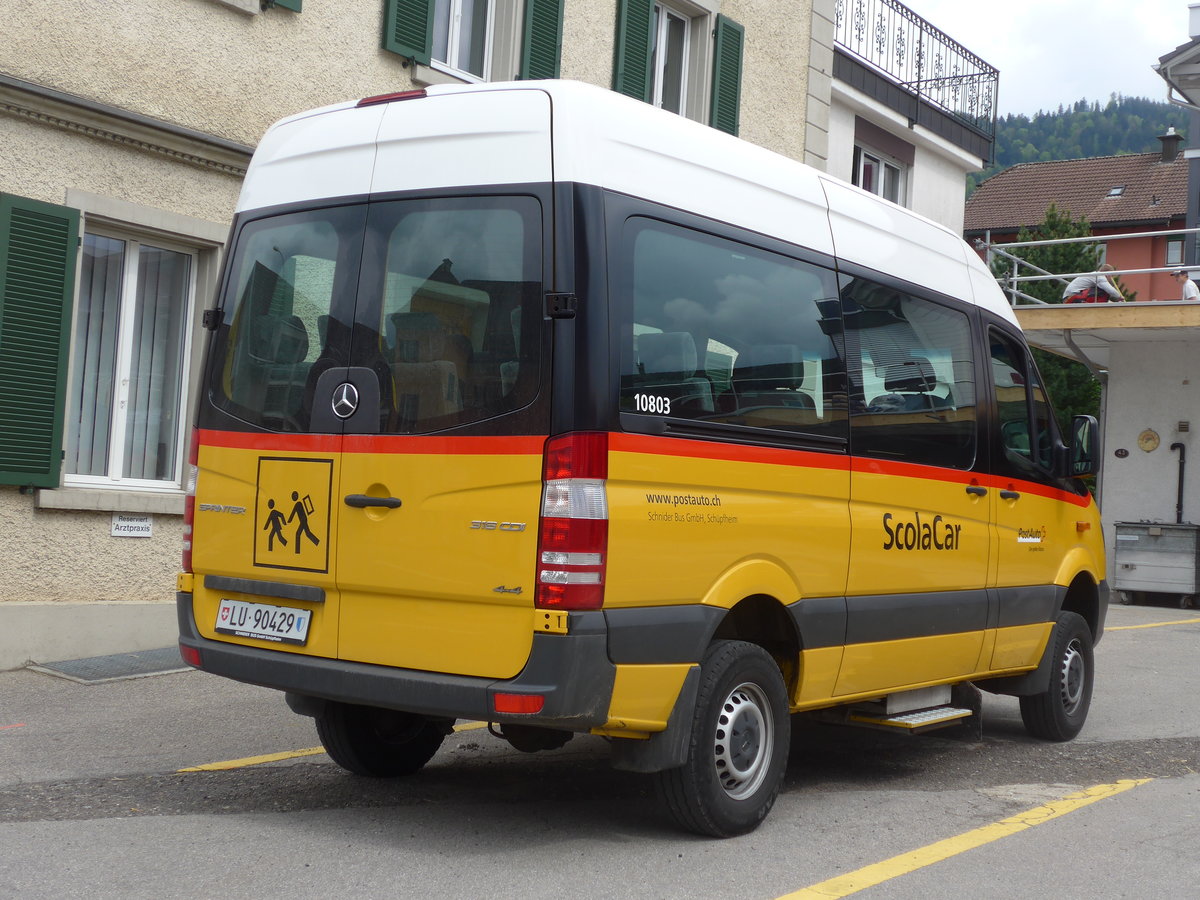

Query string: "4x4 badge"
[[331, 382, 359, 419]]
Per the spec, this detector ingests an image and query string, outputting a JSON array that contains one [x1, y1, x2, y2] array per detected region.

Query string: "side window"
[[990, 329, 1059, 480], [619, 217, 847, 442], [843, 277, 977, 469]]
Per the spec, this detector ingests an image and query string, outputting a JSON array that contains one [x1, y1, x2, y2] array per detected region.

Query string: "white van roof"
[[238, 80, 1015, 325]]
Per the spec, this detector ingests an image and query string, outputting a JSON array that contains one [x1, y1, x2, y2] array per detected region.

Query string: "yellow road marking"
[[1107, 617, 1200, 631], [178, 747, 325, 772], [453, 720, 489, 732], [177, 720, 489, 773], [776, 779, 1151, 899]]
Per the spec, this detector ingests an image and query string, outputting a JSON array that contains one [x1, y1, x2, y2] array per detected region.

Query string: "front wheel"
[[1019, 611, 1094, 741], [315, 702, 447, 777], [655, 640, 790, 837]]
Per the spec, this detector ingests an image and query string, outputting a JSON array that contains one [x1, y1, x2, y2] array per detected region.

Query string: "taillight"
[[536, 433, 609, 610], [181, 429, 198, 574]]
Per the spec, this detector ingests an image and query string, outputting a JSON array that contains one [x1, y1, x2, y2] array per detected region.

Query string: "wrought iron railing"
[[834, 0, 999, 138]]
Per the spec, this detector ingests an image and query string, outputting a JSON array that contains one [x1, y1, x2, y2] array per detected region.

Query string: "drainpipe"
[[1171, 442, 1187, 524]]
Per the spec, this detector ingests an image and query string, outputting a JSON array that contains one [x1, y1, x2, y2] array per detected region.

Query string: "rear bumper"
[[177, 593, 616, 730]]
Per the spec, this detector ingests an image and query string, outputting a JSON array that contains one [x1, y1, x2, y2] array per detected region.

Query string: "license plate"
[[215, 598, 312, 645]]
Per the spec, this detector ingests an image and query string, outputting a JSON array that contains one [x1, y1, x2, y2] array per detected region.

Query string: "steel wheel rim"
[[1059, 638, 1086, 715], [712, 681, 773, 800]]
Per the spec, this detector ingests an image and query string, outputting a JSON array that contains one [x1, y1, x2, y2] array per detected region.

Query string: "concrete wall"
[[1101, 341, 1200, 586]]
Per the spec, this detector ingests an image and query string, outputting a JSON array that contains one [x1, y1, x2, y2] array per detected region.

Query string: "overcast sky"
[[899, 0, 1195, 116]]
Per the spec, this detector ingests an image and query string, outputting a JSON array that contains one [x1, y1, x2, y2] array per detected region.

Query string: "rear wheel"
[[315, 702, 447, 776], [655, 640, 790, 837], [1019, 611, 1094, 741]]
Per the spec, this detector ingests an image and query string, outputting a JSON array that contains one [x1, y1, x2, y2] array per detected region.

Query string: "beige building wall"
[[1, 0, 827, 666]]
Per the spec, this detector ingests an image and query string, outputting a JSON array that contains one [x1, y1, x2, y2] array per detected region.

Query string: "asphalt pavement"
[[0, 601, 1197, 899]]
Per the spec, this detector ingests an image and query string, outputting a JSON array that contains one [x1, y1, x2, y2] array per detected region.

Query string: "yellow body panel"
[[598, 663, 695, 734], [191, 436, 542, 678], [606, 440, 850, 609], [834, 631, 990, 697], [848, 467, 991, 599], [794, 646, 845, 707], [336, 448, 541, 678], [991, 622, 1053, 670], [192, 442, 343, 659]]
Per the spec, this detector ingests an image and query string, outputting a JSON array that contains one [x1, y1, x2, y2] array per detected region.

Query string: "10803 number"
[[632, 393, 672, 415]]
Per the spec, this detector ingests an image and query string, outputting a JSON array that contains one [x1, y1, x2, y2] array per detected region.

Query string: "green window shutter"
[[272, 0, 302, 11], [383, 0, 434, 65], [709, 15, 744, 136], [613, 0, 654, 102], [520, 0, 564, 80], [0, 194, 79, 488]]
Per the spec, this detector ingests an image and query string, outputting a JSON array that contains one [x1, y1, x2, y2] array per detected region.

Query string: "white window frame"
[[36, 192, 225, 514], [1167, 237, 1184, 267], [651, 4, 691, 114], [854, 145, 908, 206], [430, 0, 498, 82], [64, 226, 199, 494], [648, 0, 717, 122]]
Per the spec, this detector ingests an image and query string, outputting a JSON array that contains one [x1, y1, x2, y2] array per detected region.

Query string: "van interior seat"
[[389, 311, 463, 421], [253, 314, 310, 422], [732, 344, 814, 409], [636, 331, 714, 413], [869, 356, 950, 412]]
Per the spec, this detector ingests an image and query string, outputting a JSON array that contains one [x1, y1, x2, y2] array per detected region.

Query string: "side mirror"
[[1069, 415, 1099, 477]]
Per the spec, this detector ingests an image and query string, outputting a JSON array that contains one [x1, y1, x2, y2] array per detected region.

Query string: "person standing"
[[1062, 264, 1125, 303], [1172, 268, 1200, 301]]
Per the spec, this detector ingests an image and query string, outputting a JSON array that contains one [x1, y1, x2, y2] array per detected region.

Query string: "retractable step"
[[848, 705, 973, 734]]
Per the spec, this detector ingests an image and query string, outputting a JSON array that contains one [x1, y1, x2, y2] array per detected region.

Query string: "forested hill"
[[968, 96, 1188, 193]]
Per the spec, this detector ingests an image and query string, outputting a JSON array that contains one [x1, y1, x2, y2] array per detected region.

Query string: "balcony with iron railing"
[[834, 0, 999, 143]]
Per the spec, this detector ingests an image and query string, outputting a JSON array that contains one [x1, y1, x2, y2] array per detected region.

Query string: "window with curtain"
[[66, 231, 194, 488]]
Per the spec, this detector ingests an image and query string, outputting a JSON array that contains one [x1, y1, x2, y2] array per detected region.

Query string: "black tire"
[[1019, 611, 1094, 742], [655, 640, 790, 837], [315, 702, 446, 777]]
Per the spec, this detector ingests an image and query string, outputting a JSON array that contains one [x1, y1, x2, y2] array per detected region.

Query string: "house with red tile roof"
[[964, 132, 1189, 302]]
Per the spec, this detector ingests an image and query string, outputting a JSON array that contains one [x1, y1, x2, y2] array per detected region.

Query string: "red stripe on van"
[[196, 429, 544, 456], [609, 432, 852, 471], [196, 430, 343, 453], [342, 434, 545, 455], [853, 456, 1092, 508]]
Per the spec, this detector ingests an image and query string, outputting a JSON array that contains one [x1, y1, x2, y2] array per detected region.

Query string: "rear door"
[[192, 203, 365, 658], [334, 195, 550, 679]]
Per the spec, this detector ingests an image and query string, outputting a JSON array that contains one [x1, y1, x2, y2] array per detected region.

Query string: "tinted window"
[[213, 207, 363, 432], [843, 278, 977, 469], [618, 218, 847, 441], [361, 197, 543, 434], [211, 198, 543, 434], [990, 329, 1059, 479]]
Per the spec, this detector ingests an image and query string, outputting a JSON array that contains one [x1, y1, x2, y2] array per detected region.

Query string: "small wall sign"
[[111, 513, 153, 538]]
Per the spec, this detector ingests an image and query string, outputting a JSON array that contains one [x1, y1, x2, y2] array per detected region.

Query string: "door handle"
[[999, 490, 1021, 501], [965, 485, 987, 496], [344, 494, 402, 509]]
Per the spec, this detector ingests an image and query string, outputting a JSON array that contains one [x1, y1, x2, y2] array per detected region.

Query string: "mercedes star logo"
[[331, 382, 359, 419]]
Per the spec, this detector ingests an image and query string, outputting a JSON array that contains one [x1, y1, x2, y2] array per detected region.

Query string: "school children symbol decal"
[[254, 457, 333, 573]]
